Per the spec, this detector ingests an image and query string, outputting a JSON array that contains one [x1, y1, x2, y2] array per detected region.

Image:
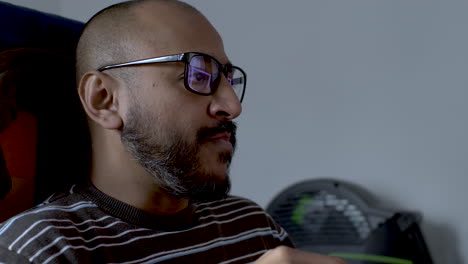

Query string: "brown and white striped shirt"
[[0, 184, 293, 263]]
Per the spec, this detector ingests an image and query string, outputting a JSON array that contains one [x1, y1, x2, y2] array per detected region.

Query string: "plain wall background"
[[3, 0, 467, 263]]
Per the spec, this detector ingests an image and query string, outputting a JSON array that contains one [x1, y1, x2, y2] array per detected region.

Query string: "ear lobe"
[[78, 71, 123, 130]]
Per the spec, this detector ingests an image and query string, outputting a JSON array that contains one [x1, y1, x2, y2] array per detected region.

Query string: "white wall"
[[1, 0, 60, 14], [4, 0, 467, 263], [189, 2, 468, 263]]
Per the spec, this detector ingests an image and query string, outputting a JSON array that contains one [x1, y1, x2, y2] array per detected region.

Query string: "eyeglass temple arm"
[[98, 54, 185, 71], [230, 77, 243, 85]]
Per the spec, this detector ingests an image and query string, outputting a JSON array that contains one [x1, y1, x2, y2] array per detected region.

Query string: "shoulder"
[[0, 185, 95, 228], [0, 185, 96, 254], [0, 185, 117, 263]]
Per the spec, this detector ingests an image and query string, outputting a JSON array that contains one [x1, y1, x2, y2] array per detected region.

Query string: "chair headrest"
[[0, 1, 84, 56], [0, 1, 85, 199]]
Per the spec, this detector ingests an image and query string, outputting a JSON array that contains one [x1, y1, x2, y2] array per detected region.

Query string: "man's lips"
[[203, 132, 233, 151], [205, 131, 232, 143], [197, 121, 236, 151]]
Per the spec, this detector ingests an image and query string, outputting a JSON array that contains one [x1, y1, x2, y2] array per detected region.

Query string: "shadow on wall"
[[423, 221, 463, 264]]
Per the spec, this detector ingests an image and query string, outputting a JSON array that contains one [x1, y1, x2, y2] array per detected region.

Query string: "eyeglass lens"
[[186, 55, 245, 100]]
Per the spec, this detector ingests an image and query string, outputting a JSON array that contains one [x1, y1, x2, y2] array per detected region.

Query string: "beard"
[[120, 101, 237, 203]]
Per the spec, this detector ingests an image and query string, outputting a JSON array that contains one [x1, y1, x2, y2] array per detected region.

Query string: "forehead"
[[131, 2, 229, 64]]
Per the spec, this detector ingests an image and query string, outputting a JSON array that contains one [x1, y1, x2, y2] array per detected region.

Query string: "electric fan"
[[266, 179, 433, 264]]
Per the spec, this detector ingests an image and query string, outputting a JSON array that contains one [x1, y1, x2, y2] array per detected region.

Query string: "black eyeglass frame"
[[97, 52, 247, 102]]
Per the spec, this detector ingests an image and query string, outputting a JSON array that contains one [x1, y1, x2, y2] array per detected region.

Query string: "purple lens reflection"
[[187, 65, 212, 94], [188, 55, 220, 94], [187, 55, 245, 101]]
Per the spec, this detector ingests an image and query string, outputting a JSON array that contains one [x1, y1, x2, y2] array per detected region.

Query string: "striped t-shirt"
[[0, 184, 293, 263]]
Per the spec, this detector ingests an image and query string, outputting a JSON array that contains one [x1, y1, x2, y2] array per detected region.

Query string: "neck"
[[89, 127, 189, 215]]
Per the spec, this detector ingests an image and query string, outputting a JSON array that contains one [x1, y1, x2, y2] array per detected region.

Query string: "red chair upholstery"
[[0, 111, 37, 222]]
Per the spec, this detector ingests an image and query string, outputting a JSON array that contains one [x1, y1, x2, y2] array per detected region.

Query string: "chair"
[[0, 1, 88, 222]]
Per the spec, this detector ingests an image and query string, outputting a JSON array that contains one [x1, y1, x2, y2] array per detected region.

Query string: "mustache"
[[197, 121, 237, 145]]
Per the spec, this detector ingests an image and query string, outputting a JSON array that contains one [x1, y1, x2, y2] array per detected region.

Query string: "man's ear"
[[78, 71, 123, 130]]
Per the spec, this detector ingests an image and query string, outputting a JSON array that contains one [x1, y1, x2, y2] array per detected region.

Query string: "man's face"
[[121, 94, 237, 202], [119, 6, 242, 202]]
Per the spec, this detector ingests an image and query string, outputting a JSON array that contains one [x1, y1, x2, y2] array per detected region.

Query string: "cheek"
[[133, 70, 211, 137]]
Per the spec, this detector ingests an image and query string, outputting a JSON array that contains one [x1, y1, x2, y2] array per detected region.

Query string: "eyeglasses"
[[98, 52, 246, 102]]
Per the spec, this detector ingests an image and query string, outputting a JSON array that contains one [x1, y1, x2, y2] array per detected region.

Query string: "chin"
[[183, 163, 232, 203], [207, 164, 230, 180], [200, 146, 233, 171], [186, 174, 231, 203]]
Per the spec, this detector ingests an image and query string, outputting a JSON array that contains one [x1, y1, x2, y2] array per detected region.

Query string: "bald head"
[[76, 0, 205, 83]]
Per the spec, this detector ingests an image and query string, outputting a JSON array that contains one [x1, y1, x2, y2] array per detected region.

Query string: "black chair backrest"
[[0, 1, 88, 205]]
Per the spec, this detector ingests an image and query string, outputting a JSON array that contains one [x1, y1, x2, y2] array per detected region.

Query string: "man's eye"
[[194, 72, 209, 82], [189, 67, 211, 85]]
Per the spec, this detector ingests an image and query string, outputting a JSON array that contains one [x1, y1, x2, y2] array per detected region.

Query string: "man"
[[0, 0, 345, 263]]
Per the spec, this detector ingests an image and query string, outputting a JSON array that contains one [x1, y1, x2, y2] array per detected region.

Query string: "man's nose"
[[208, 76, 242, 120]]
